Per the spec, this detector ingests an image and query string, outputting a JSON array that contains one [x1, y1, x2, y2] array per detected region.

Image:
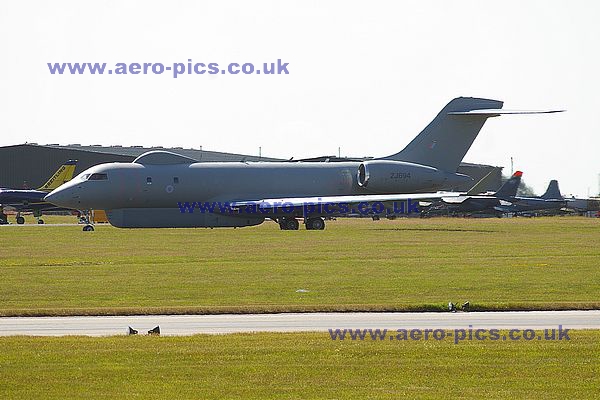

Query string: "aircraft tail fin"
[[541, 180, 563, 200], [380, 97, 564, 172], [466, 168, 502, 195], [37, 160, 78, 192], [494, 171, 522, 198], [380, 97, 504, 172]]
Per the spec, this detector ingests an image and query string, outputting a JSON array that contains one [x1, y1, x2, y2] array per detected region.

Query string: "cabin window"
[[88, 173, 108, 181], [146, 177, 152, 185], [173, 177, 179, 184]]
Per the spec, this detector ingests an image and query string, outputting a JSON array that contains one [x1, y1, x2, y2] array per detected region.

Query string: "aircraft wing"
[[441, 195, 501, 204], [231, 192, 459, 209], [228, 192, 462, 217], [440, 196, 469, 204], [493, 200, 515, 213]]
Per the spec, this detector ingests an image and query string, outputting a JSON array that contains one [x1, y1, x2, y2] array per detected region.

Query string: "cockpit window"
[[81, 174, 90, 180], [88, 173, 108, 181]]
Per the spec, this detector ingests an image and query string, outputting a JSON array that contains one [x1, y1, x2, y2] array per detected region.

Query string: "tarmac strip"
[[0, 310, 599, 336]]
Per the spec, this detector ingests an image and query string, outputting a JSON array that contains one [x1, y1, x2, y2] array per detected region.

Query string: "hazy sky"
[[1, 1, 598, 196]]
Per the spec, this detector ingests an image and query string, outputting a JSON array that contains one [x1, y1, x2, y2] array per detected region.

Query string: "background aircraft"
[[427, 173, 568, 217], [0, 160, 77, 224], [425, 170, 523, 216], [495, 180, 566, 215], [44, 97, 561, 230]]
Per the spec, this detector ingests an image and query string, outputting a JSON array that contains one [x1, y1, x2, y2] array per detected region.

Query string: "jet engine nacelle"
[[356, 160, 472, 193]]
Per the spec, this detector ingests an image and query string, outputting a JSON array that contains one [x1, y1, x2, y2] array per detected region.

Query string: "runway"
[[1, 310, 598, 336]]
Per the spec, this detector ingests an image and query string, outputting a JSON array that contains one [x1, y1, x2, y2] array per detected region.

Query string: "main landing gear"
[[305, 217, 325, 230], [278, 217, 326, 230], [279, 217, 299, 230]]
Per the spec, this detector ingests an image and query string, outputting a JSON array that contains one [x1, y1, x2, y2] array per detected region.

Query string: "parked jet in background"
[[495, 180, 566, 214], [432, 173, 567, 216], [44, 97, 562, 230], [434, 170, 524, 215], [0, 160, 77, 224]]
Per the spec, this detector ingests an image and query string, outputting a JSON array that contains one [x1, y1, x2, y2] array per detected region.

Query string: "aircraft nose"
[[44, 186, 78, 208]]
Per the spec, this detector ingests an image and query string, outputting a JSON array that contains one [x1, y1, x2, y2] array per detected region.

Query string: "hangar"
[[0, 143, 279, 189], [0, 143, 502, 192]]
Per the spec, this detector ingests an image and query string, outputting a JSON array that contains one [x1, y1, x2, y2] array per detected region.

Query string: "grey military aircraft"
[[435, 172, 567, 216], [495, 179, 566, 215], [44, 97, 562, 230], [433, 170, 523, 215]]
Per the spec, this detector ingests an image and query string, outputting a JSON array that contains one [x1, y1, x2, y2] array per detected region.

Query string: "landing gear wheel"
[[37, 219, 44, 224], [306, 217, 325, 230], [16, 216, 25, 225], [83, 225, 95, 232], [279, 217, 299, 230]]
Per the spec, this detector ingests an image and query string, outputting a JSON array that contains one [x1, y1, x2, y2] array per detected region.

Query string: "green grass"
[[1, 217, 599, 316], [0, 331, 598, 399]]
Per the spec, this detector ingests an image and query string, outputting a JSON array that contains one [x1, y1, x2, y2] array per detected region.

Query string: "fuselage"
[[45, 160, 466, 211], [443, 194, 566, 215], [0, 189, 56, 214], [0, 189, 47, 205], [507, 197, 566, 212]]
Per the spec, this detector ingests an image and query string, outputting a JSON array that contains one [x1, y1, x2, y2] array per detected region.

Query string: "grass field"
[[0, 330, 597, 399], [0, 216, 599, 316]]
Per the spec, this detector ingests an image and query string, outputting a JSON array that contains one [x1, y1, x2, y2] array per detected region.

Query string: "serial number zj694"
[[390, 172, 411, 179]]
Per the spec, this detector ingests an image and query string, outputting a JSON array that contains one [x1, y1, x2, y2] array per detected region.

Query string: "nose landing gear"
[[79, 210, 95, 231]]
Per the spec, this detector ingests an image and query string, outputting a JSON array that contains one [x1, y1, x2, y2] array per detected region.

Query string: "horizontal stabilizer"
[[449, 109, 565, 116]]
